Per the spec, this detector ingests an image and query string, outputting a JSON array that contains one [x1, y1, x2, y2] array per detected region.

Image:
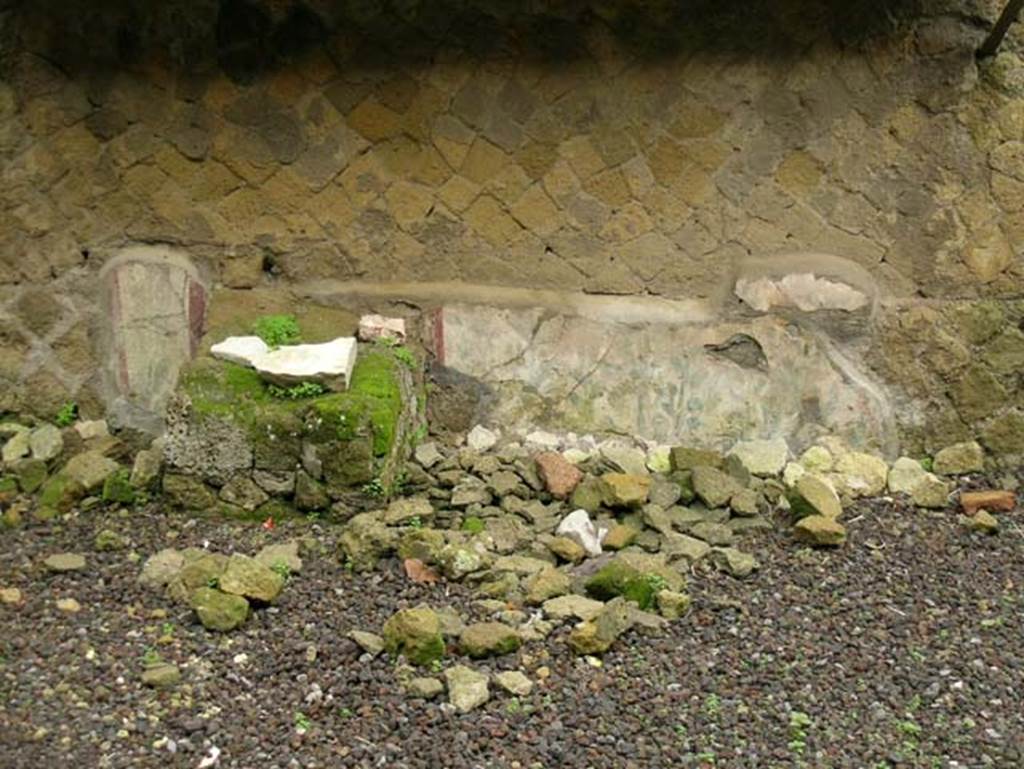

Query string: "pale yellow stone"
[[621, 156, 655, 197], [339, 153, 388, 207], [510, 184, 561, 237], [460, 138, 508, 185], [486, 163, 531, 206], [600, 202, 653, 243], [347, 99, 403, 142], [438, 176, 481, 213], [964, 224, 1014, 283], [668, 102, 726, 138], [671, 165, 714, 207], [464, 196, 522, 246], [583, 169, 631, 207], [515, 142, 559, 180], [542, 159, 580, 202], [385, 181, 434, 229], [558, 135, 604, 179], [648, 137, 687, 186], [683, 139, 730, 171], [776, 150, 823, 195], [307, 186, 358, 231], [434, 135, 470, 169]]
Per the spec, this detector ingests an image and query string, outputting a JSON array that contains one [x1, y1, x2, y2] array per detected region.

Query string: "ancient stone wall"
[[0, 0, 1021, 456]]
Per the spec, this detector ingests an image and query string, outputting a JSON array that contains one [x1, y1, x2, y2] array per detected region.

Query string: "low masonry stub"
[[162, 344, 423, 516]]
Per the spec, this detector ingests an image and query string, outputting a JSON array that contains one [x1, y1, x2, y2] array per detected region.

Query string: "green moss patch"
[[585, 562, 664, 610]]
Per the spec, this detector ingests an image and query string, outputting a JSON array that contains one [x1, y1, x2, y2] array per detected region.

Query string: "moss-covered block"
[[102, 468, 136, 505], [167, 344, 423, 506], [584, 562, 663, 610]]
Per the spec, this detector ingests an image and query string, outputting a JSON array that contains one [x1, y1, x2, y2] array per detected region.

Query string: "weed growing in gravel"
[[788, 711, 812, 755], [694, 749, 716, 765], [337, 707, 354, 719], [55, 401, 78, 427], [702, 693, 721, 716], [161, 622, 174, 636], [206, 576, 220, 588], [506, 698, 523, 715], [294, 711, 311, 734], [253, 314, 300, 347], [429, 659, 443, 674], [141, 647, 161, 666]]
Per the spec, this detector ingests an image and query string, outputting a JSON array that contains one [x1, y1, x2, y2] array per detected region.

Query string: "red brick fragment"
[[535, 452, 583, 499], [960, 490, 1017, 515]]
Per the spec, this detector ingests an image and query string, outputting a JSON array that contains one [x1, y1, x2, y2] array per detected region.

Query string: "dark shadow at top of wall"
[[1, 0, 966, 82]]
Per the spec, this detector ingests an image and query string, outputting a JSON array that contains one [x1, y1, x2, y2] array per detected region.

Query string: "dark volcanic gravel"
[[2, 500, 1023, 769]]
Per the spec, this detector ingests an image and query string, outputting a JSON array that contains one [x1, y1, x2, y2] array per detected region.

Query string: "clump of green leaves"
[[392, 346, 416, 369], [141, 647, 162, 666], [407, 515, 423, 529], [267, 381, 326, 399], [461, 516, 484, 534], [55, 401, 78, 427], [362, 478, 385, 497], [919, 457, 934, 472], [253, 314, 301, 347], [294, 711, 311, 733], [788, 711, 812, 755], [270, 560, 292, 580]]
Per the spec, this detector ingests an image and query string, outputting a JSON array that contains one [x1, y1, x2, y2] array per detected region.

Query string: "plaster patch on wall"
[[735, 273, 870, 312], [99, 245, 207, 433]]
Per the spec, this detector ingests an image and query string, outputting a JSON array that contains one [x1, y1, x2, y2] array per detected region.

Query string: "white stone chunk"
[[211, 336, 270, 368], [525, 430, 561, 449], [556, 509, 606, 557], [466, 425, 498, 452], [253, 338, 357, 392], [357, 314, 406, 342]]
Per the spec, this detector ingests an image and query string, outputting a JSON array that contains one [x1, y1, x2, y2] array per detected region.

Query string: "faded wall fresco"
[[0, 0, 1021, 456]]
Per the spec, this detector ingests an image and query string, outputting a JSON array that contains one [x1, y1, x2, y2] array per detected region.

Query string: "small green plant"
[[461, 516, 484, 535], [788, 711, 812, 755], [919, 457, 934, 472], [412, 424, 429, 445], [407, 515, 423, 529], [361, 478, 385, 497], [337, 707, 354, 719], [430, 658, 443, 673], [267, 381, 327, 399], [506, 697, 523, 715], [206, 576, 220, 589], [253, 314, 301, 347], [160, 622, 175, 636], [703, 693, 721, 716], [645, 574, 668, 593], [294, 711, 311, 733], [392, 345, 416, 369], [343, 558, 355, 572], [55, 401, 78, 427], [141, 647, 162, 666], [270, 561, 292, 580]]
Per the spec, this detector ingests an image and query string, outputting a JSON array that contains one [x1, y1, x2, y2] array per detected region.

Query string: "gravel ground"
[[2, 498, 1023, 769]]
